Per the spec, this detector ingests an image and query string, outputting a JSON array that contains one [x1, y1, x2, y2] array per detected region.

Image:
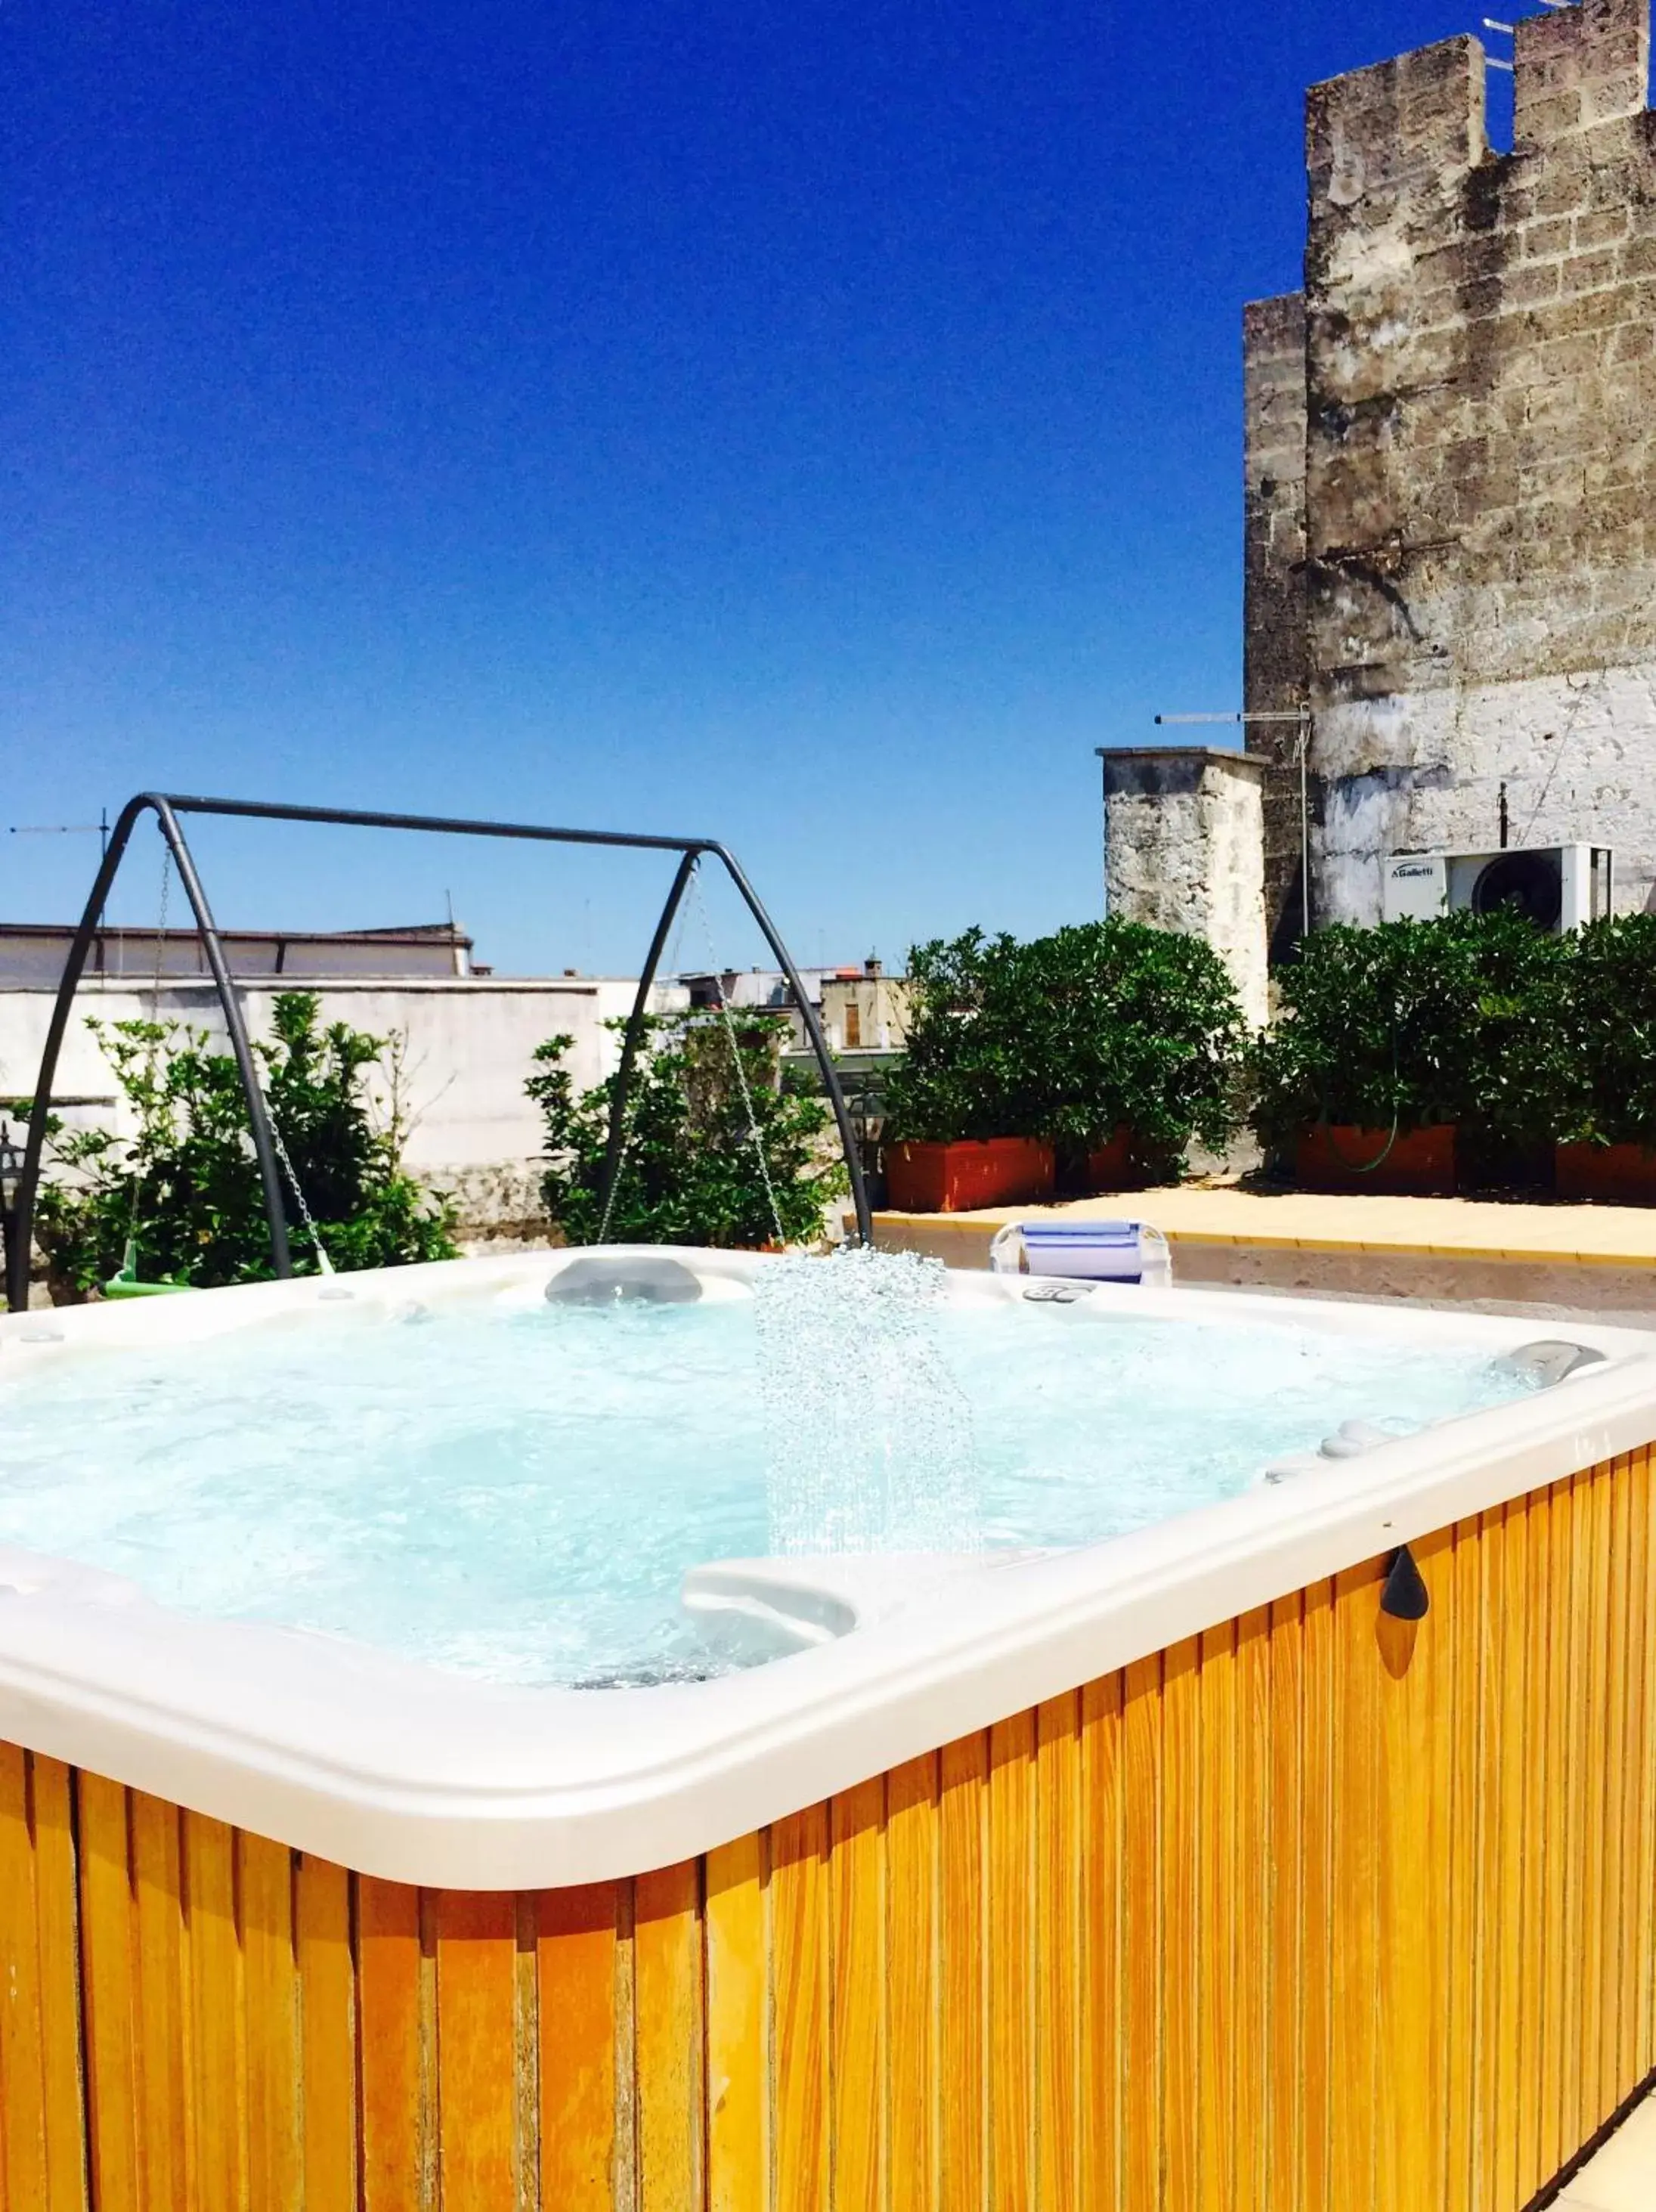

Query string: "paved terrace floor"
[[871, 1182, 1656, 1317], [1556, 2091, 1656, 2208]]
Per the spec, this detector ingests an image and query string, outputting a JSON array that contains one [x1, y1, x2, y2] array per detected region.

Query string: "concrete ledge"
[[872, 1185, 1656, 1315]]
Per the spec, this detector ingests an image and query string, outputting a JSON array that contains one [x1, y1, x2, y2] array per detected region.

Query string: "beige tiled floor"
[[881, 1182, 1656, 1264], [1555, 2094, 1656, 2209]]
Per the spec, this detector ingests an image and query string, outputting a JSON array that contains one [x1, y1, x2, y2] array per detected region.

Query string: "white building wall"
[[0, 977, 680, 1241]]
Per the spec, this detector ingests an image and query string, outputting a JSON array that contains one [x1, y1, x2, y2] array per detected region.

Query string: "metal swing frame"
[[3, 792, 871, 1310]]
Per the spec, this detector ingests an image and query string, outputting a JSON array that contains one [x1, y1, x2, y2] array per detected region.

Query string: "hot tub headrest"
[[1493, 1339, 1606, 1388], [546, 1256, 704, 1306]]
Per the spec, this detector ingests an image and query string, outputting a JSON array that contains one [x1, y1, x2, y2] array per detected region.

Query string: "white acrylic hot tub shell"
[[2, 1247, 1654, 1888]]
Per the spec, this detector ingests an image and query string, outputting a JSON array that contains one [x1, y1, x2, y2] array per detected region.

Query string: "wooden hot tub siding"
[[2, 1444, 1654, 2210]]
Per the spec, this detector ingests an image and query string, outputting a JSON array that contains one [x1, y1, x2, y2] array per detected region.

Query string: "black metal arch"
[[4, 792, 871, 1309]]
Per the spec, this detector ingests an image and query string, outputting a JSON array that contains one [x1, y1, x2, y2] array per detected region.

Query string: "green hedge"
[[1251, 909, 1656, 1170], [1559, 914, 1656, 1150], [1249, 910, 1574, 1165], [883, 921, 1245, 1173]]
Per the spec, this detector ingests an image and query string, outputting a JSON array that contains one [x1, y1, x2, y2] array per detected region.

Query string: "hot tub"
[[2, 1247, 1654, 2210]]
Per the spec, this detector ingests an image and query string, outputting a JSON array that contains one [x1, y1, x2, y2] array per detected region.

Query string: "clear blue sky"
[[4, 2, 1517, 975]]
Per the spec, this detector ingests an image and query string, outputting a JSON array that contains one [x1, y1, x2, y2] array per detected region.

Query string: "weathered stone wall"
[[1246, 0, 1656, 934], [1242, 293, 1311, 956], [1101, 748, 1269, 1027]]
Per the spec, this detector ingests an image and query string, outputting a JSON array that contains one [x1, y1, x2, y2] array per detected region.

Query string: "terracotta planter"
[[1082, 1126, 1159, 1193], [1555, 1142, 1656, 1204], [884, 1137, 1055, 1213], [1293, 1123, 1456, 1197]]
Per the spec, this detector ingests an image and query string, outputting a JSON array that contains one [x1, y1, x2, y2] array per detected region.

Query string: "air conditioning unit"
[[1380, 844, 1613, 933]]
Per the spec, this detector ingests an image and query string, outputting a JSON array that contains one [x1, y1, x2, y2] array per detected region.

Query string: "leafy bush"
[[529, 1012, 846, 1247], [882, 921, 1245, 1172], [1249, 910, 1574, 1166], [1558, 915, 1656, 1149], [35, 992, 457, 1297]]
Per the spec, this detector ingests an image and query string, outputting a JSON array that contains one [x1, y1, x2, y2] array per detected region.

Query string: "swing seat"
[[103, 1241, 193, 1300]]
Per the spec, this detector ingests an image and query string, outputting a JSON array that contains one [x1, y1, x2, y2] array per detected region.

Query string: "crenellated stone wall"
[[1245, 0, 1656, 937]]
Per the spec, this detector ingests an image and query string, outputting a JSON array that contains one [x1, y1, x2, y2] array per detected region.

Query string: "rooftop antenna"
[[10, 807, 113, 929], [9, 806, 110, 857], [1148, 709, 1314, 936]]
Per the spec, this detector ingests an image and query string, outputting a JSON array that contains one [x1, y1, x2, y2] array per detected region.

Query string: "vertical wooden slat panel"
[[76, 1772, 141, 2212], [1265, 1593, 1305, 2212], [1617, 1447, 1650, 2105], [184, 1811, 247, 2212], [705, 1839, 766, 2212], [937, 1736, 986, 2212], [634, 1860, 704, 2212], [1298, 1580, 1335, 2212], [1599, 1455, 1633, 2126], [1035, 1694, 1079, 2212], [358, 1876, 431, 2212], [769, 1813, 827, 2212], [1232, 1608, 1270, 2212], [1442, 1520, 1481, 2212], [128, 1795, 188, 2210], [1120, 1654, 1162, 2212], [296, 1856, 358, 2212], [987, 1713, 1035, 2212], [538, 1882, 619, 2212], [831, 1777, 887, 2212], [1562, 1477, 1592, 2179], [1158, 1637, 1203, 2212], [1423, 1522, 1450, 2212], [1578, 1469, 1611, 2150], [1470, 1507, 1506, 2211], [884, 1756, 937, 2212], [434, 1891, 520, 2212], [1516, 1492, 1552, 2207], [1493, 1501, 1531, 2212], [29, 1758, 87, 2212], [1538, 1484, 1573, 2190], [1565, 1468, 1600, 2158], [1196, 1622, 1236, 2212], [1632, 1448, 1656, 2086], [0, 1744, 50, 2212], [1329, 1564, 1379, 2212], [240, 1833, 301, 2212], [1162, 1636, 1201, 2212], [1079, 1674, 1123, 2212], [1375, 1529, 1447, 2212]]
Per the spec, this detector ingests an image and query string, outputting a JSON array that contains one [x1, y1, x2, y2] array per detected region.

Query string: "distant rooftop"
[[0, 919, 476, 987]]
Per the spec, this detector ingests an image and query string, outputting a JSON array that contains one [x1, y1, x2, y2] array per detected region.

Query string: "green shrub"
[[34, 992, 457, 1297], [1558, 915, 1656, 1149], [1249, 910, 1574, 1166], [882, 921, 1245, 1173], [528, 1012, 845, 1248]]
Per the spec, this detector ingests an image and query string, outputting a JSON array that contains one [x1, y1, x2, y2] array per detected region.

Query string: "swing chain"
[[596, 864, 696, 1246], [264, 1099, 335, 1276], [690, 868, 788, 1250], [125, 844, 174, 1250]]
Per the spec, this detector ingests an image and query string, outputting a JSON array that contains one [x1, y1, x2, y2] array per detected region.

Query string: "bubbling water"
[[754, 1247, 982, 1555]]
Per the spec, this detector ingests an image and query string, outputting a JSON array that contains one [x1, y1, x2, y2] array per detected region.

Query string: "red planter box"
[[884, 1138, 1055, 1213], [1555, 1142, 1656, 1204], [1083, 1126, 1156, 1193], [1294, 1123, 1456, 1197]]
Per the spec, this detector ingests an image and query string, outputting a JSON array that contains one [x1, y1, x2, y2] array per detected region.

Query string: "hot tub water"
[[0, 1258, 1539, 1687]]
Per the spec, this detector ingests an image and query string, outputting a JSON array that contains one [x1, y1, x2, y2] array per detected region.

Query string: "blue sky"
[[4, 2, 1522, 974]]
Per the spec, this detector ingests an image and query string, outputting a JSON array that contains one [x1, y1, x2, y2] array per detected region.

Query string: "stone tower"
[[1245, 0, 1656, 950]]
